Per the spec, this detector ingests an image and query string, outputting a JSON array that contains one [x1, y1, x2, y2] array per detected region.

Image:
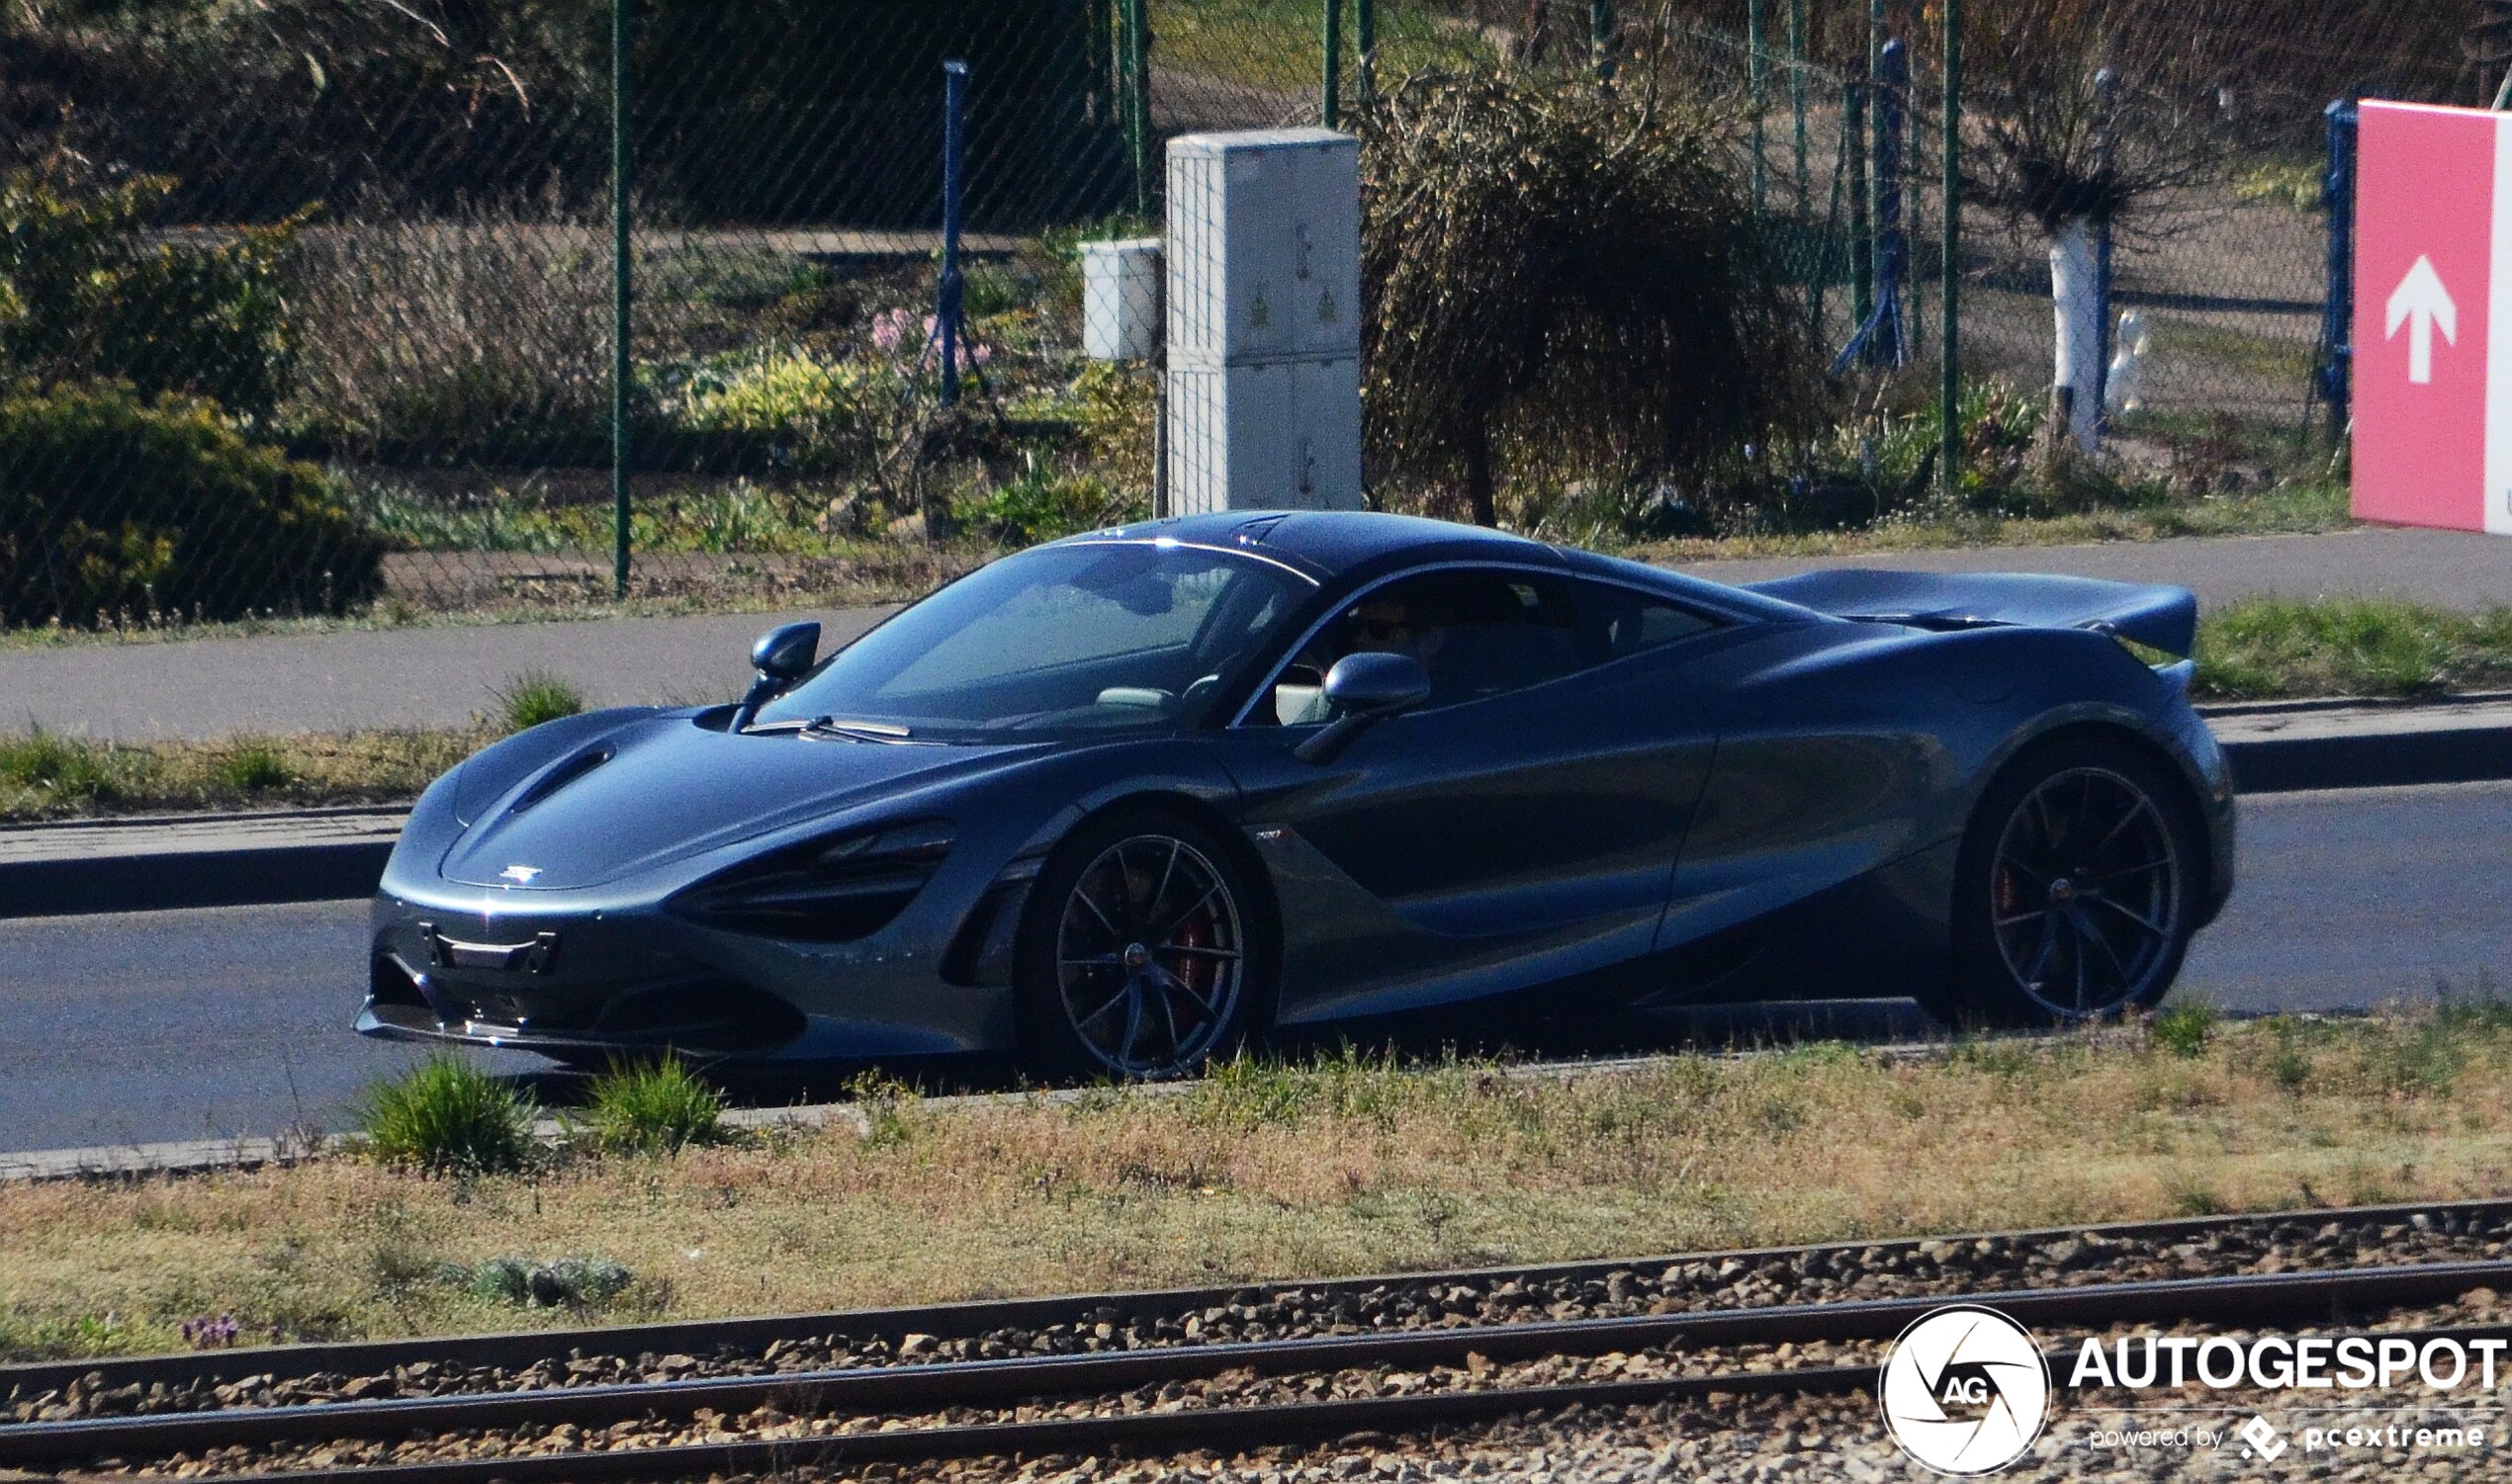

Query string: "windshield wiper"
[[802, 717, 916, 743]]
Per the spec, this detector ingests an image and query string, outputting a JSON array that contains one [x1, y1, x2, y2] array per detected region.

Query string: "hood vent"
[[506, 744, 617, 816]]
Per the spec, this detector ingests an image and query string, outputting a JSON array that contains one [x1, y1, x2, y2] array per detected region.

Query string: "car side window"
[[1253, 568, 1583, 722], [1247, 569, 1720, 726], [1571, 577, 1719, 660]]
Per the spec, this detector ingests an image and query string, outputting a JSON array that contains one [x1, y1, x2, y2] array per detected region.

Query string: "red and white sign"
[[2354, 100, 2512, 533]]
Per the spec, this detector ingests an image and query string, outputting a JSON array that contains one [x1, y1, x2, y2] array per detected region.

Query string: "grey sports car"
[[362, 510, 2234, 1079]]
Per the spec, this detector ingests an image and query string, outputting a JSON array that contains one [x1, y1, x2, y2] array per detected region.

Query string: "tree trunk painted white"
[[2048, 217, 2103, 457]]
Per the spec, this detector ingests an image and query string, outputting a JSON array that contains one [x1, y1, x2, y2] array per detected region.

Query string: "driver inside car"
[[1349, 592, 1450, 671], [1273, 589, 1456, 725]]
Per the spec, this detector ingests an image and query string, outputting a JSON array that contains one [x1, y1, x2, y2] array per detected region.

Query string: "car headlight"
[[670, 820, 954, 942]]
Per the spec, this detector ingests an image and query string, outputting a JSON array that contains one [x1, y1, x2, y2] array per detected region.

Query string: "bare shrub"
[[287, 202, 626, 466], [1358, 66, 1818, 528]]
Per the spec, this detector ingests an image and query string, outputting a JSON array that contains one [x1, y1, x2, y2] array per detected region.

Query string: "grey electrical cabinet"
[[1163, 129, 1364, 515], [1165, 358, 1363, 517], [1081, 238, 1163, 362]]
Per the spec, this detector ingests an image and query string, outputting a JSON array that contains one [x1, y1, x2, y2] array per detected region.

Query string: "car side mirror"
[[751, 621, 821, 681], [1322, 652, 1431, 715], [1294, 652, 1431, 764], [734, 620, 821, 730]]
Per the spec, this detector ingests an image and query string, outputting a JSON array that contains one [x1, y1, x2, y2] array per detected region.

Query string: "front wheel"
[[1014, 809, 1276, 1082], [1932, 737, 2203, 1028]]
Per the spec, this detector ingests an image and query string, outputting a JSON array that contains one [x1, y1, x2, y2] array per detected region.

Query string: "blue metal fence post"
[[2320, 99, 2359, 444], [2092, 69, 2118, 438], [940, 59, 968, 407], [1849, 72, 1872, 332], [610, 0, 633, 599], [1829, 36, 1911, 378], [1874, 38, 1909, 367]]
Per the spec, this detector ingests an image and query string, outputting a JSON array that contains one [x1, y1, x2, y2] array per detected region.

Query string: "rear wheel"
[[1933, 737, 2202, 1028], [1014, 808, 1276, 1082]]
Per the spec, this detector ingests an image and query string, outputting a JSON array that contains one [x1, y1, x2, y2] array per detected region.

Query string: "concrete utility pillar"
[[1163, 129, 1365, 514]]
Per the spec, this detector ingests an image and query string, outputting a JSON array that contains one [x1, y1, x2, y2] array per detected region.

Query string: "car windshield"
[[755, 541, 1315, 738]]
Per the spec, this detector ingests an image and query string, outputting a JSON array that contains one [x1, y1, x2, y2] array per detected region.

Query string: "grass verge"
[[2194, 597, 2512, 701], [1630, 479, 2351, 565], [5, 1004, 2512, 1360], [0, 725, 485, 823]]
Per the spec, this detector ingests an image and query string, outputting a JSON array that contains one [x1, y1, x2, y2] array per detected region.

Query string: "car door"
[[1212, 566, 1722, 1022], [1647, 621, 1958, 1004]]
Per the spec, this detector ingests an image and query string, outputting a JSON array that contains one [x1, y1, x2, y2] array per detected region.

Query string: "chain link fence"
[[0, 1, 2486, 634]]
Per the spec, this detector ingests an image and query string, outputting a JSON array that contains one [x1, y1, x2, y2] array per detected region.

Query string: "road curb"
[[2220, 726, 2512, 793], [0, 807, 403, 918], [2207, 694, 2512, 795], [0, 836, 397, 917], [1, 703, 2506, 919]]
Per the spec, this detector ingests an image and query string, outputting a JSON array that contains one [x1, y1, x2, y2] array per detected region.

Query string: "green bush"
[[495, 671, 586, 733], [215, 739, 295, 793], [647, 345, 887, 474], [0, 381, 383, 628], [0, 727, 117, 802], [0, 170, 300, 423], [2151, 1001, 2218, 1058], [358, 1056, 540, 1175], [953, 466, 1141, 546], [465, 1254, 633, 1307], [582, 1058, 728, 1155]]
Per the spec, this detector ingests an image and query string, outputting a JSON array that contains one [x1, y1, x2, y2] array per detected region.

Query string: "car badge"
[[499, 864, 543, 885]]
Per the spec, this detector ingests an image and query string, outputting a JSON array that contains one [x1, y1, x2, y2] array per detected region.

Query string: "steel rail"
[[109, 1317, 2512, 1484], [78, 1370, 1881, 1484], [10, 1261, 2512, 1478], [8, 1193, 2508, 1408]]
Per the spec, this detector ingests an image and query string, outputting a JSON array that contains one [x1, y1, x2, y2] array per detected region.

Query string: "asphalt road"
[[9, 526, 2512, 741], [2, 780, 2507, 1155]]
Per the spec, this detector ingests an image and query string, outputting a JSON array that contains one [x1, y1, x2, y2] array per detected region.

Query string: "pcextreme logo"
[[1878, 1305, 2053, 1475]]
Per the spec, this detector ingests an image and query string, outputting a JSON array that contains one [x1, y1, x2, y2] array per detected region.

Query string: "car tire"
[[1930, 734, 2204, 1029], [1013, 806, 1278, 1083]]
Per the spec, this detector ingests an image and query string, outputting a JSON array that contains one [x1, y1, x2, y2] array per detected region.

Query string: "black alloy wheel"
[[1941, 737, 2203, 1027], [1016, 810, 1272, 1081]]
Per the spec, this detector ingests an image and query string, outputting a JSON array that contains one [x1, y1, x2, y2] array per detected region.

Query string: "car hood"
[[439, 715, 1042, 890]]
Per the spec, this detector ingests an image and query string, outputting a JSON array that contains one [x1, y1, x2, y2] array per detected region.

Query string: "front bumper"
[[360, 939, 810, 1058], [361, 884, 1024, 1063]]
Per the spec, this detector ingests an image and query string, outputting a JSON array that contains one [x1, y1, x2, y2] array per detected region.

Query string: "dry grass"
[[6, 1007, 2512, 1362], [0, 725, 484, 823]]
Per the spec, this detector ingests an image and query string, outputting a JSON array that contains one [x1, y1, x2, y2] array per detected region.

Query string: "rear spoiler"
[[1745, 569, 2199, 658]]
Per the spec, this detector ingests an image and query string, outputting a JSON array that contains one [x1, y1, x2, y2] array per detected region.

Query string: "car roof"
[[1060, 509, 1812, 622], [1070, 510, 1548, 574]]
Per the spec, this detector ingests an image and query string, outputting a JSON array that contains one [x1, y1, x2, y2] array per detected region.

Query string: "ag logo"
[[1879, 1305, 2051, 1475]]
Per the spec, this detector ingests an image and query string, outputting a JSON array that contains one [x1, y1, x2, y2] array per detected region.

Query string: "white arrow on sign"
[[2386, 255, 2460, 385]]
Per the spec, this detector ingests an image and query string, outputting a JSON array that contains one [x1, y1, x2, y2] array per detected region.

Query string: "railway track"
[[7, 1197, 2512, 1481]]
